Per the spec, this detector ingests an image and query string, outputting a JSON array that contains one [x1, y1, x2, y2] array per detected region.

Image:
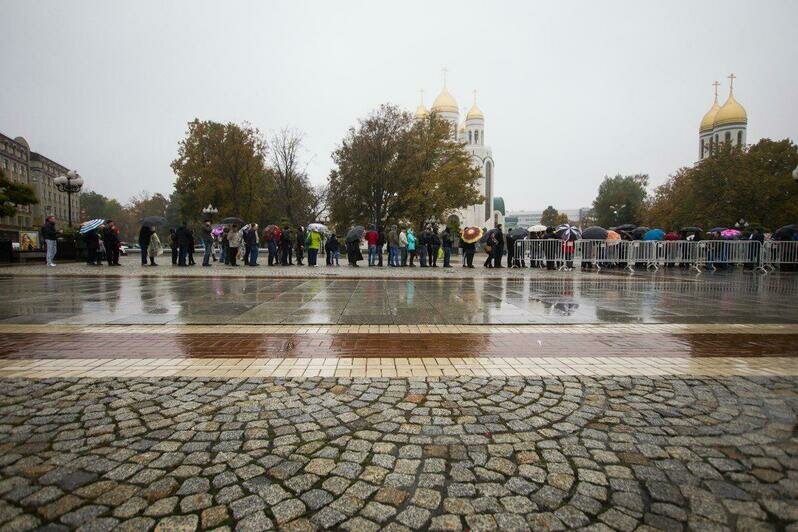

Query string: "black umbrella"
[[614, 223, 637, 232], [345, 226, 365, 243], [708, 226, 726, 233], [508, 227, 528, 240], [581, 226, 608, 240], [632, 226, 650, 239], [773, 224, 797, 241], [617, 230, 634, 241], [139, 215, 167, 226], [220, 216, 245, 225], [681, 226, 703, 233]]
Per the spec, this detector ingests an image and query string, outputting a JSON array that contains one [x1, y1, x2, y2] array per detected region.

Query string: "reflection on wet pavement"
[[1, 273, 797, 325]]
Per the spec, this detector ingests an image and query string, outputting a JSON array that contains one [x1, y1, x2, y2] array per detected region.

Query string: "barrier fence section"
[[514, 239, 790, 273], [763, 241, 798, 270]]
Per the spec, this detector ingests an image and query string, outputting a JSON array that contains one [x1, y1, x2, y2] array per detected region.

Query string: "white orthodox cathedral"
[[699, 74, 747, 160], [414, 77, 502, 229]]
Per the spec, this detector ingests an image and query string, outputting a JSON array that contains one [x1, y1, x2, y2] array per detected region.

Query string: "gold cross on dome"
[[442, 67, 448, 87], [712, 81, 720, 99], [728, 73, 736, 91]]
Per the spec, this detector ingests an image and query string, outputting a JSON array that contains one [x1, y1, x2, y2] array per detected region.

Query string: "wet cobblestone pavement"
[[2, 376, 798, 531]]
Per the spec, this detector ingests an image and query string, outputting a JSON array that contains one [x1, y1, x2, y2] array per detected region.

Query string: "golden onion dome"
[[431, 87, 458, 114], [700, 99, 720, 133], [714, 92, 747, 127], [466, 102, 484, 121], [415, 104, 429, 119]]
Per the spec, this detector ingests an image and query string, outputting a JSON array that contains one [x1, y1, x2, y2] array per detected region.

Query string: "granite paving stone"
[[0, 375, 797, 529]]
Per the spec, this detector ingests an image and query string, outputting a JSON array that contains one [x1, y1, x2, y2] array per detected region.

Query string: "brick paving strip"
[[2, 376, 798, 530]]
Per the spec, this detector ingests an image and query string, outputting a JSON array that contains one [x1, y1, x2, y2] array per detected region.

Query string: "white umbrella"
[[529, 224, 547, 232], [307, 223, 328, 233], [79, 219, 104, 234]]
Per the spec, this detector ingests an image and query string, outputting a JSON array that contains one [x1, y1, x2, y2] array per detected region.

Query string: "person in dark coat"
[[201, 220, 214, 266], [138, 225, 153, 266], [484, 229, 496, 268], [85, 229, 101, 265], [325, 234, 340, 266], [175, 223, 191, 266], [376, 227, 386, 267], [441, 227, 453, 267], [462, 239, 476, 268], [346, 237, 362, 266], [102, 221, 121, 266], [169, 229, 178, 265], [295, 226, 306, 266], [187, 228, 196, 265], [280, 225, 293, 265], [494, 224, 504, 268]]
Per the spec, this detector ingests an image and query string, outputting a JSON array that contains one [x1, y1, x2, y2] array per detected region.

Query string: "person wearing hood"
[[399, 227, 408, 266], [407, 228, 417, 266], [306, 228, 321, 266], [325, 234, 340, 266], [147, 229, 162, 266], [346, 234, 362, 267]]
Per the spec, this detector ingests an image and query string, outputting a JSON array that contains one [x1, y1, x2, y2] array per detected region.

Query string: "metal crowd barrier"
[[763, 241, 798, 271], [514, 239, 789, 274]]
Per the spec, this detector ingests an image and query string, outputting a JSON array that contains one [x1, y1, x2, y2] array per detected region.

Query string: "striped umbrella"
[[79, 219, 105, 234]]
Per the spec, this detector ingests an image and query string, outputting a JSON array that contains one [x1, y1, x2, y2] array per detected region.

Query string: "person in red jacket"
[[365, 226, 379, 266]]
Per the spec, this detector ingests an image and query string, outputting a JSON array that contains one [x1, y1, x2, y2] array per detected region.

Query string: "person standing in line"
[[187, 228, 196, 266], [280, 225, 293, 265], [441, 226, 453, 268], [147, 229, 162, 266], [462, 238, 476, 268], [307, 228, 321, 266], [407, 227, 416, 266], [138, 225, 153, 267], [494, 223, 505, 268], [418, 227, 428, 267], [484, 230, 496, 268], [377, 226, 386, 267], [264, 226, 277, 266], [325, 234, 340, 266], [227, 224, 245, 266], [175, 223, 190, 266], [85, 228, 100, 266], [41, 215, 58, 267], [201, 220, 213, 267], [387, 225, 400, 267], [103, 221, 121, 266], [399, 227, 408, 267], [346, 235, 362, 266], [169, 228, 178, 265], [243, 224, 252, 266], [295, 225, 306, 266], [249, 223, 260, 266], [429, 226, 441, 267], [365, 226, 378, 266]]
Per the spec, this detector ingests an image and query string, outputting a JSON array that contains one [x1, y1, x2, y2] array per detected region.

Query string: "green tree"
[[555, 212, 570, 225], [171, 120, 268, 223], [539, 206, 559, 227], [78, 190, 125, 223], [328, 105, 482, 230], [646, 138, 798, 231], [591, 174, 648, 227], [0, 169, 38, 219]]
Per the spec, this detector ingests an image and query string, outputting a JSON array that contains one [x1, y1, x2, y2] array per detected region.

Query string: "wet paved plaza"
[[1, 270, 798, 530], [1, 273, 797, 325]]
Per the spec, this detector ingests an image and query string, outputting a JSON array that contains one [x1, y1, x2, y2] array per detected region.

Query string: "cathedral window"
[[475, 130, 479, 144], [484, 161, 492, 217], [725, 131, 731, 143], [469, 131, 472, 144], [737, 131, 743, 145], [700, 139, 705, 158]]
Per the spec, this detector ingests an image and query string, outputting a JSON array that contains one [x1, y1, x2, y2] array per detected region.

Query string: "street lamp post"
[[609, 203, 626, 226], [202, 204, 218, 223], [52, 170, 84, 227]]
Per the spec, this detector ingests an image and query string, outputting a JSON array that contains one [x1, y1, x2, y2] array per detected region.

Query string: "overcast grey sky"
[[1, 0, 796, 212]]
